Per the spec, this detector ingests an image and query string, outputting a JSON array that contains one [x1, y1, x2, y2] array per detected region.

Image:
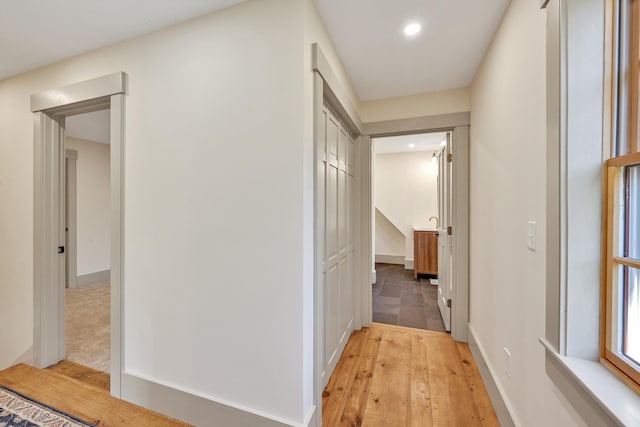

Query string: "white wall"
[[374, 151, 438, 263], [374, 209, 405, 259], [469, 0, 585, 425], [361, 87, 470, 123], [65, 137, 111, 276], [0, 0, 317, 424]]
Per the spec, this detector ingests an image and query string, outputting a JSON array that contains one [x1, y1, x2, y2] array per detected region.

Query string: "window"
[[602, 0, 640, 393]]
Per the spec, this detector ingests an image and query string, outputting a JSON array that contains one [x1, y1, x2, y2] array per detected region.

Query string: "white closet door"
[[324, 112, 340, 377], [321, 106, 356, 387]]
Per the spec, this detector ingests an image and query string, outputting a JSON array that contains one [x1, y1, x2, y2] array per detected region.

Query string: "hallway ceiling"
[[0, 0, 247, 81], [1, 0, 510, 103], [314, 0, 511, 101]]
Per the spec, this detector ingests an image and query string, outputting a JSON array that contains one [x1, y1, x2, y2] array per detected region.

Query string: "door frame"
[[363, 115, 471, 342], [65, 149, 78, 289], [32, 72, 126, 397]]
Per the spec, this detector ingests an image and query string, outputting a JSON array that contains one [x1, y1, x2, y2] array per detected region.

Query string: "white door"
[[321, 105, 356, 387], [437, 132, 452, 331]]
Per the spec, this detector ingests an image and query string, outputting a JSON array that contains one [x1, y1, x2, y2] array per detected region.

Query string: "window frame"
[[601, 0, 640, 394]]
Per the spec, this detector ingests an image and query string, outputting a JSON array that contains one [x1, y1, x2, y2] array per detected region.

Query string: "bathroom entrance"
[[371, 131, 451, 332]]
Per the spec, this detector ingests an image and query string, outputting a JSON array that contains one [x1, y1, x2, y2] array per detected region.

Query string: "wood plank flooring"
[[323, 323, 499, 427], [0, 363, 192, 426]]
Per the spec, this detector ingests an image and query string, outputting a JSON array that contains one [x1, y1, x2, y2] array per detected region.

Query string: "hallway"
[[322, 322, 499, 426]]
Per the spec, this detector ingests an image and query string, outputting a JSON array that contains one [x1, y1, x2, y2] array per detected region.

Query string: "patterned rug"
[[0, 385, 96, 427]]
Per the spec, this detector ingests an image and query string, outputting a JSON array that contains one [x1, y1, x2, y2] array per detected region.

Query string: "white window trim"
[[543, 1, 640, 425]]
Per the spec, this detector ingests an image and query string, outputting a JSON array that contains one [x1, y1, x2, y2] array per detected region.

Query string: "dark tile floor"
[[372, 263, 447, 332]]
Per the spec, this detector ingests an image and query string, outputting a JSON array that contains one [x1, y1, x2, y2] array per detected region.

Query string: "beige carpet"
[[65, 282, 110, 373]]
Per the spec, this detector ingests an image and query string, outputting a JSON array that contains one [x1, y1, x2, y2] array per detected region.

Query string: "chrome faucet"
[[429, 216, 439, 228]]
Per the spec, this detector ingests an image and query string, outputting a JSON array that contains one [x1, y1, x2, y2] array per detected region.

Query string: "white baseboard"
[[121, 371, 309, 426], [404, 259, 414, 270], [77, 269, 110, 286], [374, 254, 404, 265], [467, 324, 518, 427]]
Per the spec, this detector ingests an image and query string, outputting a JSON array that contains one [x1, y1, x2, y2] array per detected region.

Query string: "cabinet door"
[[426, 232, 438, 274]]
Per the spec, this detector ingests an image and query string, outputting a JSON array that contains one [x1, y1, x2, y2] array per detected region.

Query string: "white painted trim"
[[110, 93, 125, 398], [76, 270, 110, 286], [540, 338, 640, 426], [32, 73, 126, 402], [374, 254, 404, 265], [468, 325, 519, 427], [451, 125, 470, 342], [403, 259, 414, 270], [312, 71, 325, 427], [364, 119, 471, 342], [545, 0, 564, 352], [311, 44, 362, 134], [65, 150, 77, 289], [31, 72, 126, 112], [121, 371, 302, 427], [362, 112, 470, 136], [359, 135, 373, 323]]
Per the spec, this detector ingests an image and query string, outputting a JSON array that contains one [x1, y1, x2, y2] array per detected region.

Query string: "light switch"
[[527, 221, 536, 251]]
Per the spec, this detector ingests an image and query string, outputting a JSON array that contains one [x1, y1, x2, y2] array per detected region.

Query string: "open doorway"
[[63, 109, 111, 376], [371, 132, 449, 332], [32, 72, 125, 397]]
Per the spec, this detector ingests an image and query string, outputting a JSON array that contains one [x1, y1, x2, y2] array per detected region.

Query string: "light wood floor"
[[0, 324, 497, 427], [323, 322, 499, 427], [0, 362, 192, 426]]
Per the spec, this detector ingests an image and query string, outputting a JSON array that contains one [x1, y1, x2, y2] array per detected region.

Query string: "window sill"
[[539, 338, 640, 426]]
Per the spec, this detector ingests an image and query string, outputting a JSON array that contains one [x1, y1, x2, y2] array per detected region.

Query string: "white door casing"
[[438, 132, 452, 331], [65, 150, 78, 289], [363, 115, 470, 342], [32, 72, 126, 397]]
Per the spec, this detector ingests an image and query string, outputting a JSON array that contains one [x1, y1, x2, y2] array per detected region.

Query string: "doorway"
[[371, 131, 450, 332], [363, 115, 470, 342], [63, 109, 112, 374], [32, 72, 125, 397]]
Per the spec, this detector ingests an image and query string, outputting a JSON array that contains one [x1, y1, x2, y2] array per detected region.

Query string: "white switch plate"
[[527, 221, 536, 251]]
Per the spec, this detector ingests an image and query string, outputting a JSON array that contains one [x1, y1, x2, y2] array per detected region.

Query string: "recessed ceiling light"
[[409, 143, 416, 148], [404, 23, 422, 37]]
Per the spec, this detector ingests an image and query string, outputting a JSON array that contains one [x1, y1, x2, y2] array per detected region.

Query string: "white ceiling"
[[374, 132, 447, 154], [0, 0, 247, 81], [314, 0, 511, 101], [66, 110, 111, 144], [0, 0, 510, 102]]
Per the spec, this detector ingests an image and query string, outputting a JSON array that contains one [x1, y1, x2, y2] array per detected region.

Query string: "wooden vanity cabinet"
[[414, 230, 438, 279]]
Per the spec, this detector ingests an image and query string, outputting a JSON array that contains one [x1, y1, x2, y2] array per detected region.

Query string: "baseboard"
[[374, 254, 404, 265], [404, 259, 414, 270], [467, 324, 518, 427], [77, 269, 110, 286], [121, 371, 310, 426]]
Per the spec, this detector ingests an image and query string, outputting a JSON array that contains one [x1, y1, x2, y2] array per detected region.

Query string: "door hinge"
[[447, 226, 452, 236], [447, 299, 452, 308], [447, 153, 453, 163], [58, 246, 65, 254]]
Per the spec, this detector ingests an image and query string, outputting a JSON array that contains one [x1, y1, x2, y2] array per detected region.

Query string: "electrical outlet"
[[527, 221, 536, 251], [504, 347, 511, 378]]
